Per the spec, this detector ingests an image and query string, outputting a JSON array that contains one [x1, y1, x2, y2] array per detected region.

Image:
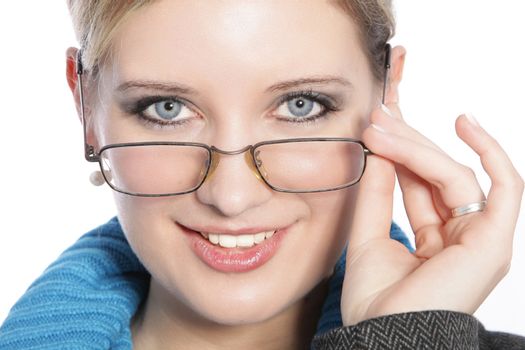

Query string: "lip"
[[178, 222, 290, 273]]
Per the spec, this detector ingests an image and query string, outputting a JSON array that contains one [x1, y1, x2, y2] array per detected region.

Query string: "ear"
[[383, 45, 406, 104], [66, 47, 82, 118], [65, 47, 100, 152]]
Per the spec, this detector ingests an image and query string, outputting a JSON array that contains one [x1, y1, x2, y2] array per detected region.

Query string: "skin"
[[65, 0, 523, 349]]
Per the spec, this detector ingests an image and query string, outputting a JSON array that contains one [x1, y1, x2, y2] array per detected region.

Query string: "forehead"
[[109, 0, 372, 89]]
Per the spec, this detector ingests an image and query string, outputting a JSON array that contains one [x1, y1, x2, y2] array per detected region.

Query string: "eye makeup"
[[272, 89, 342, 124], [115, 83, 348, 130], [118, 94, 200, 128]]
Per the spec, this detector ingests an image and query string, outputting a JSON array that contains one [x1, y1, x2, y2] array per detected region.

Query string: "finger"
[[378, 98, 446, 257], [372, 104, 445, 154], [347, 152, 395, 250], [395, 164, 445, 258], [413, 224, 445, 259], [383, 102, 407, 125], [396, 164, 444, 228], [363, 122, 485, 211], [455, 114, 524, 232]]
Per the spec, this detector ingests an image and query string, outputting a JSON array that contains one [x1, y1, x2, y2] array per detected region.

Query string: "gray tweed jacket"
[[311, 310, 525, 349]]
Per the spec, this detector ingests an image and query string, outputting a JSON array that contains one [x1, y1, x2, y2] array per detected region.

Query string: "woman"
[[1, 0, 524, 349]]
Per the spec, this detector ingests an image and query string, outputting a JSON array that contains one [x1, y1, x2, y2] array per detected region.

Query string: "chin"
[[168, 273, 306, 327], [191, 294, 293, 326]]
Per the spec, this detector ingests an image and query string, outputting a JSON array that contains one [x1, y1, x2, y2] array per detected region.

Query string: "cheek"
[[113, 194, 178, 268], [303, 187, 357, 269]]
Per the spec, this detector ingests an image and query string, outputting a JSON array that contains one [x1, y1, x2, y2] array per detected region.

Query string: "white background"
[[0, 1, 524, 335]]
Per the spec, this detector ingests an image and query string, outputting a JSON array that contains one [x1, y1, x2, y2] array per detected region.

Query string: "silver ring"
[[451, 200, 487, 217]]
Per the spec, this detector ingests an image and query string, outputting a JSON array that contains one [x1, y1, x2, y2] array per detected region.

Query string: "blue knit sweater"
[[0, 217, 413, 349]]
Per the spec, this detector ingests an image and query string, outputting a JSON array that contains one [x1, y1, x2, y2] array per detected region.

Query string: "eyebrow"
[[116, 80, 199, 95], [116, 75, 352, 95], [265, 76, 353, 92]]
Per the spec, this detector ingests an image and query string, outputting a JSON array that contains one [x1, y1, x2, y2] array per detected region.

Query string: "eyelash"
[[273, 90, 340, 124], [126, 90, 340, 128], [126, 95, 193, 128]]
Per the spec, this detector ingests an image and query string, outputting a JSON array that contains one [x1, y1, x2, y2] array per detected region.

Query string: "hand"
[[340, 102, 524, 326]]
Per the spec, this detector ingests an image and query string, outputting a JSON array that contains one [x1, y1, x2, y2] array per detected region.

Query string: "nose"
[[195, 147, 273, 217]]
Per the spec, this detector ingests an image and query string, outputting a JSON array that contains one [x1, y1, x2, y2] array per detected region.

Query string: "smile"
[[179, 223, 290, 273], [198, 230, 276, 248]]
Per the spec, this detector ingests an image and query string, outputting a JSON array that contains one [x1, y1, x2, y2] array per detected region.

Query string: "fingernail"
[[464, 113, 480, 127], [371, 123, 387, 133], [381, 104, 393, 117]]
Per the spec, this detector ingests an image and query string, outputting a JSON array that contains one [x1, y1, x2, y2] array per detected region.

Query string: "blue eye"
[[135, 98, 196, 125], [287, 97, 315, 117], [153, 100, 182, 120], [274, 91, 334, 122]]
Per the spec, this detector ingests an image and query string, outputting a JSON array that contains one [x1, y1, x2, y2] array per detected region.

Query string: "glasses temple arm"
[[381, 43, 392, 105], [77, 50, 100, 162]]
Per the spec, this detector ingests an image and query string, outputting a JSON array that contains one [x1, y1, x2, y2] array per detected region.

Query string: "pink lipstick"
[[178, 223, 289, 273]]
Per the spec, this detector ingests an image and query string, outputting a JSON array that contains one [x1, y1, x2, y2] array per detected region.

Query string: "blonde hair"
[[67, 0, 153, 73], [336, 0, 395, 81], [68, 0, 394, 81]]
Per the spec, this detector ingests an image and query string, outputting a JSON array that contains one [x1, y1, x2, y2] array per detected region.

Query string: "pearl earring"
[[89, 170, 105, 186]]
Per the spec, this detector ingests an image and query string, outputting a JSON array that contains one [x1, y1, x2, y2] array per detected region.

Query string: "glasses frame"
[[96, 138, 371, 197], [76, 44, 391, 196]]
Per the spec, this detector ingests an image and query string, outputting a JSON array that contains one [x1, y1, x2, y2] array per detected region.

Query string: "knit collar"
[[0, 217, 412, 349]]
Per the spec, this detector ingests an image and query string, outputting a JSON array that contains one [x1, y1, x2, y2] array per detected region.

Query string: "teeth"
[[236, 234, 255, 248], [200, 230, 277, 248], [219, 235, 237, 248], [209, 233, 219, 245], [254, 232, 265, 244]]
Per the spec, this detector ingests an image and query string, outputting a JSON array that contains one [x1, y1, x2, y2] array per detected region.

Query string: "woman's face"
[[91, 0, 379, 324]]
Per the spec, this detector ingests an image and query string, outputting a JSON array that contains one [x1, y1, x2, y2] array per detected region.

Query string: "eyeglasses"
[[76, 45, 390, 196], [92, 138, 370, 196]]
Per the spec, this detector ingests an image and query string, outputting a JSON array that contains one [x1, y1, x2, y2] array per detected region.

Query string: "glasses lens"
[[253, 140, 365, 192], [99, 144, 210, 196]]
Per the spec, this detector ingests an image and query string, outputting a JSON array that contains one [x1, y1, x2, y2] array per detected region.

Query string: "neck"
[[132, 278, 329, 350]]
